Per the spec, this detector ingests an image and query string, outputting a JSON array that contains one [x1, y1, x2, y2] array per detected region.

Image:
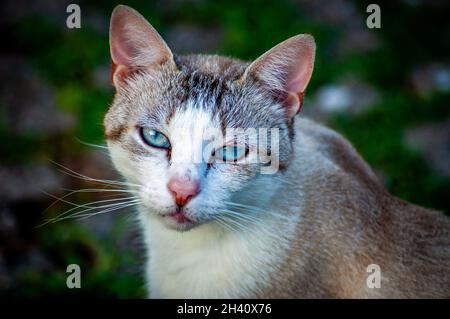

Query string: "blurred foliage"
[[2, 0, 449, 298], [10, 219, 145, 298]]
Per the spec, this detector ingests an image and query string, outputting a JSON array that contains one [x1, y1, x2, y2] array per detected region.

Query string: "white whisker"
[[75, 138, 109, 150], [43, 199, 141, 224], [49, 160, 140, 188]]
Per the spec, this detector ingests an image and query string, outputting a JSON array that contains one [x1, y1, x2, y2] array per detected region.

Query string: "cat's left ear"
[[109, 5, 175, 89], [242, 34, 315, 118]]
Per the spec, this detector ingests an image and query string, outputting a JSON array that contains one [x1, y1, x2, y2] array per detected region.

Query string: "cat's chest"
[[143, 219, 285, 298], [149, 243, 251, 298]]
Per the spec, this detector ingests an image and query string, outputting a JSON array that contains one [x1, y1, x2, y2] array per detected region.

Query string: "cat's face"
[[104, 5, 315, 231]]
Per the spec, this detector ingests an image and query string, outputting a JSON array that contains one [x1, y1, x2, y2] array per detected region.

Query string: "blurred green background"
[[0, 0, 449, 298]]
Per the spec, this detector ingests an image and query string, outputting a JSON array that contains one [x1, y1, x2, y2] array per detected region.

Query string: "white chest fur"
[[140, 212, 296, 298]]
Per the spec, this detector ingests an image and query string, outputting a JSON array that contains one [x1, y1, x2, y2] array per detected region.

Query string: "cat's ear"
[[242, 34, 315, 118], [109, 5, 175, 89]]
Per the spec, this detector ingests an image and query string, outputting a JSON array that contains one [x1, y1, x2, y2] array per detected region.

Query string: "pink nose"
[[167, 176, 200, 207]]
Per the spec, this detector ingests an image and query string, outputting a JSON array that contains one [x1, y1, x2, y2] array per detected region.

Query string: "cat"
[[104, 5, 450, 298]]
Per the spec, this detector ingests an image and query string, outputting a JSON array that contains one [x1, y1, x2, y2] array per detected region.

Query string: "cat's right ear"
[[109, 5, 175, 89], [241, 34, 315, 118]]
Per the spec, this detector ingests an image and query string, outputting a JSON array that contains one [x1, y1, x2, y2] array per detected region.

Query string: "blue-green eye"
[[215, 145, 247, 162], [140, 128, 171, 149]]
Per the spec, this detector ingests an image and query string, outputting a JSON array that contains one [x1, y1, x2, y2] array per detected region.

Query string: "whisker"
[[43, 191, 137, 210], [222, 201, 292, 222], [220, 209, 288, 241], [222, 209, 264, 225], [43, 188, 138, 213], [41, 193, 139, 226], [75, 138, 109, 150], [223, 201, 267, 214], [44, 199, 141, 224], [61, 188, 137, 194], [213, 215, 240, 234], [217, 214, 254, 234], [71, 200, 141, 220], [49, 160, 140, 187]]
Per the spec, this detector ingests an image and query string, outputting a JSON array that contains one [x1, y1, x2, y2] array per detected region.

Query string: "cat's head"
[[104, 5, 315, 231]]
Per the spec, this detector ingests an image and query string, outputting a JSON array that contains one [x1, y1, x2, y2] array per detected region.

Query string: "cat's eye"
[[215, 145, 248, 162], [140, 128, 171, 149]]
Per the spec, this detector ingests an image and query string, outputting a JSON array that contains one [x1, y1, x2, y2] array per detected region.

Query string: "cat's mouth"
[[167, 210, 192, 223], [160, 209, 198, 231]]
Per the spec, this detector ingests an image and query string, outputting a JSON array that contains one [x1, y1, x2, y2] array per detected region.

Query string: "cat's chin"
[[158, 212, 201, 232]]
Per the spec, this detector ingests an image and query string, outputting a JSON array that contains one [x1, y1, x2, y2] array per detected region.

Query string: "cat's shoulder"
[[293, 117, 381, 187]]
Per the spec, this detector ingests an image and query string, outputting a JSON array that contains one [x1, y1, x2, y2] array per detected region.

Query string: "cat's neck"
[[139, 200, 299, 298]]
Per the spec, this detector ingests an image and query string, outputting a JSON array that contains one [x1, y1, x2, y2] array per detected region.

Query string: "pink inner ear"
[[111, 62, 129, 88], [110, 35, 142, 86], [287, 63, 312, 94], [111, 39, 137, 67], [283, 64, 310, 116], [285, 42, 315, 95], [282, 92, 304, 117]]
